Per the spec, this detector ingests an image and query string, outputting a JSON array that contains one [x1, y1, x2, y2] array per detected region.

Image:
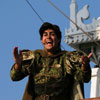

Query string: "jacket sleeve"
[[64, 51, 91, 83], [10, 50, 35, 81]]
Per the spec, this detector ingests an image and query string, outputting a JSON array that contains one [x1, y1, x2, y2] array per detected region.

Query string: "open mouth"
[[47, 41, 52, 44], [46, 41, 53, 46]]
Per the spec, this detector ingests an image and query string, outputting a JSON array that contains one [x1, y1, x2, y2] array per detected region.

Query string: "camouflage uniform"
[[10, 49, 91, 100]]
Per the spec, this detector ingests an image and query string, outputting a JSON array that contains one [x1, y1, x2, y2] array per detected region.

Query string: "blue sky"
[[0, 0, 100, 100]]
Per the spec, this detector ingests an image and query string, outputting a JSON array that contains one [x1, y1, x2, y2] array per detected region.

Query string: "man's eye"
[[43, 33, 47, 36], [51, 32, 55, 36]]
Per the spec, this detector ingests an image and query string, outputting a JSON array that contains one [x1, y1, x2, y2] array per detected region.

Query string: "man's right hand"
[[13, 46, 23, 70]]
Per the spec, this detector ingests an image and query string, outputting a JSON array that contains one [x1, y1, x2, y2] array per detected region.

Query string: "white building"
[[64, 0, 100, 98]]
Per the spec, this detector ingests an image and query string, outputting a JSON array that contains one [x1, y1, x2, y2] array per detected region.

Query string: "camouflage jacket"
[[10, 49, 91, 100]]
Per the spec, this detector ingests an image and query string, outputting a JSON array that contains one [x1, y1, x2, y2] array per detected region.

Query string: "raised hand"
[[13, 46, 23, 70], [81, 53, 93, 71]]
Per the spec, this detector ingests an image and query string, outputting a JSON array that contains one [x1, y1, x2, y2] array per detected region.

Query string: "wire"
[[48, 0, 100, 47], [26, 0, 44, 23]]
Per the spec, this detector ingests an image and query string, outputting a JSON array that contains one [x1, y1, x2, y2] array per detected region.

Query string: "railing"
[[81, 97, 100, 100]]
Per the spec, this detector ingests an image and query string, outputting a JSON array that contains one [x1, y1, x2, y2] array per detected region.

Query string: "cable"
[[26, 0, 44, 23], [48, 0, 100, 47]]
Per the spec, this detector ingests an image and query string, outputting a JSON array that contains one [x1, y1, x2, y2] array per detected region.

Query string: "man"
[[10, 22, 92, 100]]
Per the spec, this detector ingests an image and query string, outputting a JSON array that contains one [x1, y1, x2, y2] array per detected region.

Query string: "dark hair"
[[39, 22, 62, 40]]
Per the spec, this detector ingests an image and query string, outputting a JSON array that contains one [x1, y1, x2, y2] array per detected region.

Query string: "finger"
[[88, 53, 93, 58], [13, 46, 18, 57], [19, 50, 22, 56]]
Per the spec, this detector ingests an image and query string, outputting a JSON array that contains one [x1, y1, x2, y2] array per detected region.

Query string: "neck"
[[44, 46, 61, 56]]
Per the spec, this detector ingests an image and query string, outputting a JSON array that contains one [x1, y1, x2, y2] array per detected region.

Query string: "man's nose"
[[47, 33, 51, 38]]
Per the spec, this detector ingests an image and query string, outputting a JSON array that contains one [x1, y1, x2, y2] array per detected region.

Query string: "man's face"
[[41, 29, 60, 52]]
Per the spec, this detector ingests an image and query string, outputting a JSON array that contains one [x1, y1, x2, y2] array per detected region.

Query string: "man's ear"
[[57, 39, 61, 44], [41, 39, 44, 44]]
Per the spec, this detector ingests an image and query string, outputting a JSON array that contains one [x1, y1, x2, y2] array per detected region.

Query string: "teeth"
[[47, 41, 52, 44]]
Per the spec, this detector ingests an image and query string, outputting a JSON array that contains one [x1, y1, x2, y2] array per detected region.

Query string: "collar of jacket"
[[35, 48, 67, 58]]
